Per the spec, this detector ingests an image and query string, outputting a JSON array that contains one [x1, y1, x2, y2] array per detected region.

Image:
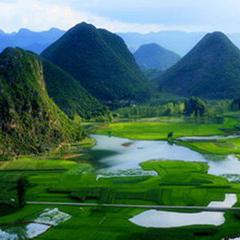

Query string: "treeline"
[[115, 97, 233, 119], [116, 102, 184, 119]]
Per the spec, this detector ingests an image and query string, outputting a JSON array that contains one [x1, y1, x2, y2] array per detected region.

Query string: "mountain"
[[119, 31, 240, 57], [0, 48, 78, 156], [0, 28, 65, 54], [42, 59, 107, 119], [119, 31, 206, 56], [1, 27, 240, 58], [157, 32, 240, 99], [134, 43, 181, 71], [41, 22, 151, 107]]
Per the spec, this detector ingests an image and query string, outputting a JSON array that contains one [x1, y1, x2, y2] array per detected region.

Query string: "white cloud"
[[0, 0, 207, 33]]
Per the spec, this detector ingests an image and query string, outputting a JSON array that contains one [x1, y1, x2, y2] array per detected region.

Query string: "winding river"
[[91, 135, 240, 177], [91, 134, 240, 229]]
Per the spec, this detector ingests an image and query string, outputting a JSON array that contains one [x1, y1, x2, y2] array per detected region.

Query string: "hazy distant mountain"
[[0, 28, 65, 53], [158, 32, 240, 99], [1, 27, 240, 57], [42, 22, 151, 106], [119, 31, 240, 56], [134, 43, 181, 71], [119, 31, 206, 56]]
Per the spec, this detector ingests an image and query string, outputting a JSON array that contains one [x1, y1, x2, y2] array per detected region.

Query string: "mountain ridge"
[[42, 22, 152, 107], [0, 28, 65, 53], [157, 31, 240, 99], [42, 59, 107, 119]]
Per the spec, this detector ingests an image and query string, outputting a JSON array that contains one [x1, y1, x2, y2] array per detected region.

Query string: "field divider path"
[[27, 201, 240, 213]]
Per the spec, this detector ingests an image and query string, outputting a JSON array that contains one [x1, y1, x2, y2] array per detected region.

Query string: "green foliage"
[[116, 102, 185, 119], [143, 68, 162, 81], [17, 177, 27, 208], [42, 22, 152, 107], [0, 48, 82, 156], [206, 100, 232, 116], [42, 59, 108, 119], [158, 32, 240, 99], [184, 97, 207, 117], [231, 98, 240, 111]]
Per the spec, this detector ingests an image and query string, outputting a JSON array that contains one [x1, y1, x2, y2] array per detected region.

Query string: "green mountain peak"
[[42, 22, 151, 107], [158, 31, 240, 99]]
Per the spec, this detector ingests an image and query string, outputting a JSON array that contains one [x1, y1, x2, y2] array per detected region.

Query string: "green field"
[[96, 117, 239, 140], [1, 154, 240, 239], [176, 137, 240, 155], [1, 119, 240, 239]]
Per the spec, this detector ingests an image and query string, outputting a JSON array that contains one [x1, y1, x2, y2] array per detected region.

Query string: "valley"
[[0, 7, 240, 239], [1, 117, 240, 239]]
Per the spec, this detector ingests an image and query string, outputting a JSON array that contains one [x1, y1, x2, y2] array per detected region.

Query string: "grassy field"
[[179, 138, 240, 155], [1, 155, 240, 240], [1, 118, 240, 239], [96, 117, 239, 140]]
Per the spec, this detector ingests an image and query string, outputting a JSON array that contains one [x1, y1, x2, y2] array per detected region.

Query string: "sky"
[[0, 0, 240, 33]]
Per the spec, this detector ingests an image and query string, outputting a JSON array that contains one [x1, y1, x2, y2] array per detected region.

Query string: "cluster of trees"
[[116, 97, 209, 119], [116, 102, 185, 119], [115, 96, 238, 120], [231, 98, 240, 111], [184, 97, 207, 117]]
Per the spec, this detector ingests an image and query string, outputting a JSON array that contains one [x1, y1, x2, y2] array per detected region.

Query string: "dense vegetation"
[[0, 48, 81, 157], [134, 43, 180, 71], [231, 98, 240, 111], [42, 59, 108, 119], [41, 22, 151, 107], [158, 32, 240, 99], [114, 97, 231, 120], [116, 102, 185, 119], [184, 97, 207, 117]]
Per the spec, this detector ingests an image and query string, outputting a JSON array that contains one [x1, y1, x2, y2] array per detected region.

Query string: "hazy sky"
[[1, 0, 240, 33]]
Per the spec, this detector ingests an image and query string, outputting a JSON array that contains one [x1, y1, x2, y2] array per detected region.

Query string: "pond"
[[129, 194, 237, 228], [0, 208, 71, 240]]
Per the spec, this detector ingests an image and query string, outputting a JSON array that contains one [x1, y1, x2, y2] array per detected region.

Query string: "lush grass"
[[179, 138, 240, 155], [96, 117, 238, 140], [1, 130, 240, 239], [0, 173, 20, 207], [0, 157, 76, 171], [142, 160, 209, 175], [0, 138, 95, 171], [1, 158, 240, 240]]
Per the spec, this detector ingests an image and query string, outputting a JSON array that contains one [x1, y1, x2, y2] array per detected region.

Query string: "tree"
[[231, 98, 240, 111], [184, 97, 207, 117], [167, 132, 174, 144], [17, 177, 27, 208]]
